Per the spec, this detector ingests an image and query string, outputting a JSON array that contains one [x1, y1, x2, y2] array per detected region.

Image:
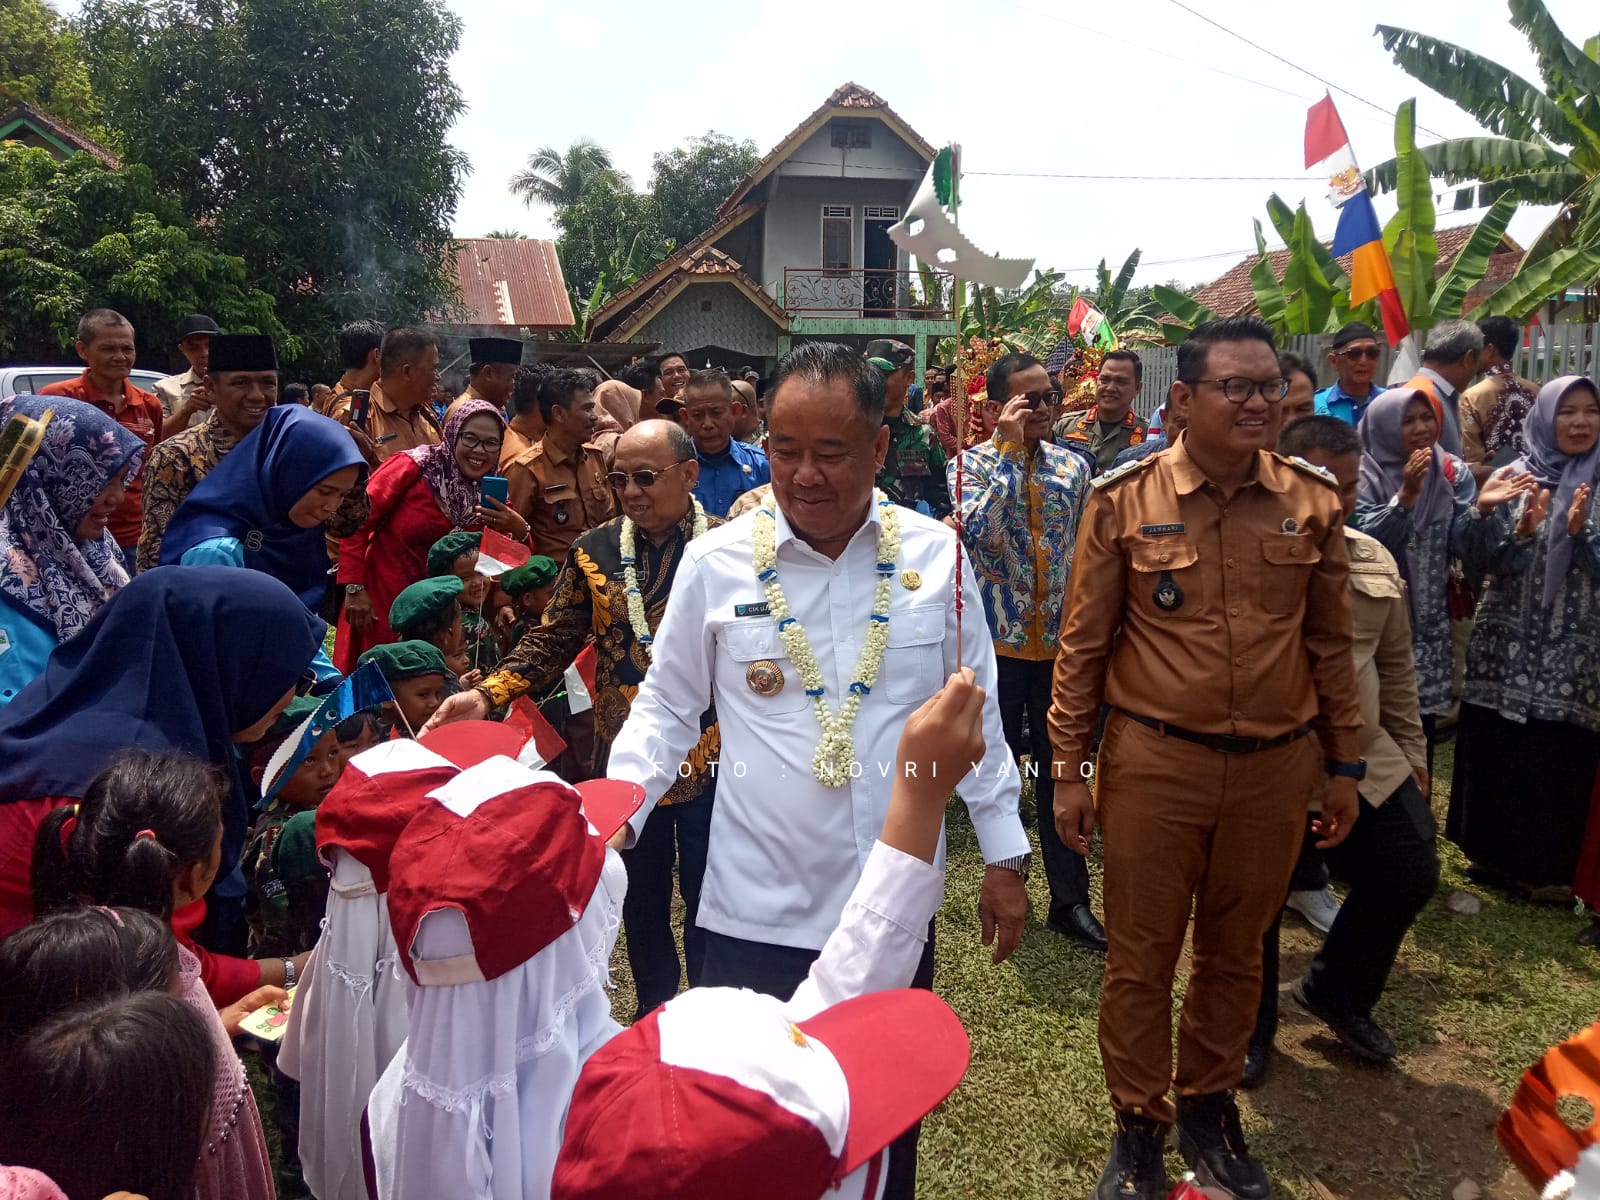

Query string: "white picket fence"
[[1126, 324, 1600, 418]]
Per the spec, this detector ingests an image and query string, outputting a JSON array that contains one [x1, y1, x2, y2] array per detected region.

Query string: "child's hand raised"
[[899, 668, 986, 782]]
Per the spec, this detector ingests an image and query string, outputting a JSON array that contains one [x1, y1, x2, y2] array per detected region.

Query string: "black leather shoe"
[[1095, 1112, 1169, 1200], [1289, 977, 1396, 1062], [1175, 1092, 1273, 1200], [1240, 1035, 1271, 1090], [1048, 904, 1108, 952]]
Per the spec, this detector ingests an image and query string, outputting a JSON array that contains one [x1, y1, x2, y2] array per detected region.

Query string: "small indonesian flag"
[[1068, 296, 1116, 350], [505, 697, 568, 768], [565, 644, 597, 716], [477, 527, 531, 577], [1305, 93, 1366, 209]]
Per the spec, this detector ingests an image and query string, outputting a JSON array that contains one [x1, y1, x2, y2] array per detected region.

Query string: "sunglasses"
[[1336, 347, 1381, 361], [1012, 390, 1056, 410], [606, 461, 689, 491]]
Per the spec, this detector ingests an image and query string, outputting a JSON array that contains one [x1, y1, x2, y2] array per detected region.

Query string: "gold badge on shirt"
[[746, 660, 784, 696], [900, 569, 922, 591]]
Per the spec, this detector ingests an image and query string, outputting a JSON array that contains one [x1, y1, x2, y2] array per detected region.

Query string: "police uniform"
[[504, 437, 617, 562], [1047, 435, 1361, 1124]]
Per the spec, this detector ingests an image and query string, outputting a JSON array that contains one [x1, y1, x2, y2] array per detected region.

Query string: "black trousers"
[[621, 796, 712, 1020], [1255, 777, 1440, 1041], [700, 922, 936, 1200], [996, 655, 1088, 920]]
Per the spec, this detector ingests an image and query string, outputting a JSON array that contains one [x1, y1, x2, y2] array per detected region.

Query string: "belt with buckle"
[[1117, 710, 1312, 755]]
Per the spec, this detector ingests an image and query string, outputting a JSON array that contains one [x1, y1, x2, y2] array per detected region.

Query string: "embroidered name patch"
[[1140, 523, 1185, 537], [734, 602, 771, 618]]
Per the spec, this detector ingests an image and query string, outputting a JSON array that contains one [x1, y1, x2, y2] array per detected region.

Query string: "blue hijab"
[[159, 405, 365, 606], [0, 567, 325, 894]]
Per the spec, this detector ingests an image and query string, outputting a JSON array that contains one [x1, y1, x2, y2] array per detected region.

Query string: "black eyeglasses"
[[1010, 390, 1056, 410], [607, 461, 688, 490], [1190, 377, 1290, 404], [1336, 347, 1381, 362], [458, 432, 502, 453]]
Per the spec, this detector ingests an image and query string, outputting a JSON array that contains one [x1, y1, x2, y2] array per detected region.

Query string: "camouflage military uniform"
[[877, 408, 952, 517]]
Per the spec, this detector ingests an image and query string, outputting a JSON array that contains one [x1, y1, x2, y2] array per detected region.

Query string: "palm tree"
[[509, 139, 628, 210], [1368, 0, 1600, 315]]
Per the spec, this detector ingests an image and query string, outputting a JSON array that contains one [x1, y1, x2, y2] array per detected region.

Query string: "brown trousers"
[[1095, 711, 1316, 1122]]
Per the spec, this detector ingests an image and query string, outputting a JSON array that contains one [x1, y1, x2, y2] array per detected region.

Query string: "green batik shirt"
[[877, 408, 952, 517]]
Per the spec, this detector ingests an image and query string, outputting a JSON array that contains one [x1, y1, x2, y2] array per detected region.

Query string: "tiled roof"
[[1189, 222, 1524, 318], [715, 82, 935, 220], [0, 100, 120, 168], [601, 246, 789, 343], [450, 238, 573, 331]]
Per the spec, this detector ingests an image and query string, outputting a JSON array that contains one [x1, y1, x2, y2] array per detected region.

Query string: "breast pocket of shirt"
[[1259, 534, 1322, 614], [718, 618, 810, 715], [882, 602, 946, 705], [1128, 540, 1205, 619]]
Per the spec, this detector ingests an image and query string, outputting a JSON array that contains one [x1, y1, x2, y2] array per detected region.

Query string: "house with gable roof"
[[585, 83, 956, 375]]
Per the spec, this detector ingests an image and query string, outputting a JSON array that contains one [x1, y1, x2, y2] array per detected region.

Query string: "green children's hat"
[[263, 695, 323, 742], [388, 576, 464, 638], [427, 531, 482, 577], [500, 556, 559, 596], [357, 639, 450, 682]]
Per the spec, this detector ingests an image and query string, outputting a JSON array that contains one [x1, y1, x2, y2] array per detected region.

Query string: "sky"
[[444, 0, 1592, 290]]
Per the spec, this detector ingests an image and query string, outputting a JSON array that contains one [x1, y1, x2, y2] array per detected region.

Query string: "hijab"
[[1511, 375, 1600, 603], [159, 405, 365, 607], [403, 400, 505, 530], [0, 396, 144, 641], [0, 568, 324, 893], [1358, 387, 1454, 529]]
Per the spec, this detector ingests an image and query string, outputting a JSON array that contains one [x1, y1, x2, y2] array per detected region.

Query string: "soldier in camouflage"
[[867, 338, 951, 518]]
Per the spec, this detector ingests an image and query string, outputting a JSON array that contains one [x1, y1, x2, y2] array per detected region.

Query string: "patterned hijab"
[[1358, 387, 1454, 529], [402, 400, 505, 529], [0, 395, 145, 641], [1512, 375, 1600, 604]]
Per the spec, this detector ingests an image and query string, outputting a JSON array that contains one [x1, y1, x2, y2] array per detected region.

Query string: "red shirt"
[[38, 371, 164, 548]]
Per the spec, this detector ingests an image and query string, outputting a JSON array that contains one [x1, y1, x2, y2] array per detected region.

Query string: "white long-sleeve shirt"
[[607, 499, 1027, 950]]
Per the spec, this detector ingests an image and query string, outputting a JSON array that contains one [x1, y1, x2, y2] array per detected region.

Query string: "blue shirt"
[[693, 439, 770, 518], [0, 593, 57, 709], [1314, 381, 1378, 426]]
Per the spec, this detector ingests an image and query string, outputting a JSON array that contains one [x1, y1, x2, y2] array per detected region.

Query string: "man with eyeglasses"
[[1313, 321, 1382, 426], [423, 419, 722, 1019], [1048, 316, 1362, 1200], [681, 369, 770, 517], [1053, 349, 1150, 475], [505, 368, 617, 561]]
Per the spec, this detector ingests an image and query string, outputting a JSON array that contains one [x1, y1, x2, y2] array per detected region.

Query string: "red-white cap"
[[385, 756, 642, 986], [314, 740, 458, 894], [551, 986, 970, 1199]]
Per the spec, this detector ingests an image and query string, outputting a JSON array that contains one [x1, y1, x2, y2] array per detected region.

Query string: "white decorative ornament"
[[620, 497, 709, 659], [752, 492, 900, 788], [887, 144, 1033, 290]]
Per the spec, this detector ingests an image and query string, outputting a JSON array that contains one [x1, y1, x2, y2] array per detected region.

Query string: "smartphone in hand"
[[480, 475, 509, 507], [349, 389, 371, 430]]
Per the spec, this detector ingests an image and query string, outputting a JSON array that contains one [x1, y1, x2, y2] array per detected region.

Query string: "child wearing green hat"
[[357, 640, 451, 736], [496, 555, 560, 649], [390, 575, 475, 690], [428, 532, 501, 673]]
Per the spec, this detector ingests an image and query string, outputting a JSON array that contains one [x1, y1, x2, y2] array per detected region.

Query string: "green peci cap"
[[357, 639, 450, 683], [865, 339, 915, 372], [427, 531, 482, 577], [499, 556, 559, 596], [388, 576, 464, 639]]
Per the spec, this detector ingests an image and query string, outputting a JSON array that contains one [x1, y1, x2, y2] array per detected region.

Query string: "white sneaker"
[[1286, 885, 1341, 934]]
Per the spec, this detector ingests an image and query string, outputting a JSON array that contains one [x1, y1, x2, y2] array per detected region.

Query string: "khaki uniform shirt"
[[505, 437, 617, 561], [329, 380, 440, 462], [500, 424, 537, 472], [444, 385, 499, 426], [152, 367, 205, 430], [1048, 436, 1362, 769]]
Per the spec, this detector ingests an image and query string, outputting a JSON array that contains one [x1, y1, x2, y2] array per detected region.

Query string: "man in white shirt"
[[152, 312, 220, 431], [606, 340, 1030, 1200]]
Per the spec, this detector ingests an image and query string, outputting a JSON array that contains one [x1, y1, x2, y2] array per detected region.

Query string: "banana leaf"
[[1434, 192, 1519, 318], [1248, 218, 1288, 336], [1468, 245, 1600, 319], [1281, 202, 1336, 334], [1151, 285, 1218, 338], [1509, 0, 1600, 103], [1267, 192, 1351, 291], [1107, 249, 1140, 313], [1382, 100, 1440, 329]]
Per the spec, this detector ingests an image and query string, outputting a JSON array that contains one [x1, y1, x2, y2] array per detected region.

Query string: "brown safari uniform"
[[505, 437, 617, 561], [1048, 435, 1360, 1123], [327, 380, 440, 463]]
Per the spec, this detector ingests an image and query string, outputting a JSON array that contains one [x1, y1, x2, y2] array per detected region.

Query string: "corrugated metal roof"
[[451, 238, 574, 331]]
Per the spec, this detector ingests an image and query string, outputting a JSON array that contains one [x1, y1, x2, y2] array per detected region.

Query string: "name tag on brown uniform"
[[1140, 523, 1185, 536]]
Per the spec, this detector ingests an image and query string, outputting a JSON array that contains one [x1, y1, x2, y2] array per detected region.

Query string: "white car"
[[0, 365, 168, 398]]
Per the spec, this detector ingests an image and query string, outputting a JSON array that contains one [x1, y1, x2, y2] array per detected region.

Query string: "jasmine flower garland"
[[620, 497, 709, 659], [752, 491, 900, 787]]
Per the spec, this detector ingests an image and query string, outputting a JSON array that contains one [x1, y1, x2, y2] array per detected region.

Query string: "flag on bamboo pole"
[[1067, 296, 1117, 350]]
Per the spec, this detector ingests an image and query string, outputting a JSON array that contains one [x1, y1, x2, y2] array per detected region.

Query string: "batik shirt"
[[478, 509, 722, 804], [1461, 364, 1539, 469], [137, 414, 370, 573], [877, 409, 951, 517], [950, 436, 1090, 659], [1463, 496, 1600, 731]]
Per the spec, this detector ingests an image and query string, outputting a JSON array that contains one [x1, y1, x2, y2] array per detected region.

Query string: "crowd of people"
[[0, 300, 1596, 1200]]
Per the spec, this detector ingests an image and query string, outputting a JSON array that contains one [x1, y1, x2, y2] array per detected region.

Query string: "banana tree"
[[1367, 0, 1600, 313], [1083, 249, 1165, 346]]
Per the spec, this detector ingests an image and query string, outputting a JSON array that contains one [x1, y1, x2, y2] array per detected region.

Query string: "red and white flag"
[[565, 644, 597, 716], [504, 697, 568, 769], [477, 527, 531, 577], [1304, 93, 1366, 209]]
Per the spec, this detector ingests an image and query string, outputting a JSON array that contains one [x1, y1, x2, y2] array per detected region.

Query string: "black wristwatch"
[[1325, 758, 1367, 781]]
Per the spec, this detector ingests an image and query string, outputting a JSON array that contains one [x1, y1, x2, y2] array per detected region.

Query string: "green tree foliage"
[[1083, 250, 1165, 346], [511, 139, 626, 210], [552, 173, 665, 307], [0, 143, 289, 362], [649, 132, 759, 249], [1370, 0, 1600, 314], [76, 0, 466, 373], [0, 0, 108, 142]]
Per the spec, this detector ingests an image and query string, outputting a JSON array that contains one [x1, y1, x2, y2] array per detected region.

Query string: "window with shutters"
[[821, 207, 852, 273]]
